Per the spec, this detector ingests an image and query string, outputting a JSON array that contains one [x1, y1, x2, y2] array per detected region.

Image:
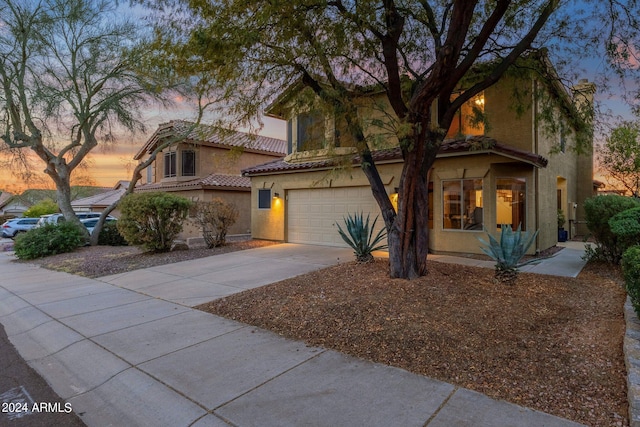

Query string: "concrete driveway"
[[98, 243, 360, 306]]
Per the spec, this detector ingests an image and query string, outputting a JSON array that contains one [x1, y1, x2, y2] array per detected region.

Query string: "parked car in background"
[[37, 212, 112, 228], [80, 217, 116, 235], [1, 218, 39, 238]]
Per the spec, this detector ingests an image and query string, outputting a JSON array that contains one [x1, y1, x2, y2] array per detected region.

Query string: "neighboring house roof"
[[136, 173, 251, 192], [71, 188, 127, 210], [0, 189, 55, 214], [135, 120, 287, 160], [0, 192, 13, 209], [0, 197, 29, 215], [113, 180, 130, 190], [243, 136, 548, 176]]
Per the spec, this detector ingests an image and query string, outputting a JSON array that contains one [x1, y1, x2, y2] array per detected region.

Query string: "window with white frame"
[[163, 151, 176, 178], [442, 179, 483, 230]]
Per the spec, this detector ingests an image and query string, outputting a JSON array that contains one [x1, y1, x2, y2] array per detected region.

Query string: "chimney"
[[571, 78, 596, 117]]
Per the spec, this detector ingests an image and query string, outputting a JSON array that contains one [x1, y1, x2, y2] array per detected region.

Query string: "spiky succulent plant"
[[478, 224, 539, 285], [337, 212, 388, 263]]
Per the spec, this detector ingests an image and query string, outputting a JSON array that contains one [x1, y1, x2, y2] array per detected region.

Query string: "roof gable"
[[135, 120, 287, 160]]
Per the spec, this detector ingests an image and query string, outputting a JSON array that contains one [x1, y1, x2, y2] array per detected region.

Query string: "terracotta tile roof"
[[242, 136, 548, 176], [438, 136, 548, 167], [135, 120, 287, 160], [136, 174, 251, 192]]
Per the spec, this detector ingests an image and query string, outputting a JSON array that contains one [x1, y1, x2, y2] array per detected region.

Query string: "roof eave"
[[436, 150, 547, 168]]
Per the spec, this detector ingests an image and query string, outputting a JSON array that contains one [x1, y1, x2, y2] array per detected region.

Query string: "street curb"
[[624, 296, 640, 427]]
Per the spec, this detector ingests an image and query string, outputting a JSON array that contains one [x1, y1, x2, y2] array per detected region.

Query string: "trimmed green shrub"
[[610, 206, 640, 254], [584, 195, 640, 263], [14, 222, 83, 259], [622, 245, 640, 317], [117, 192, 191, 252], [478, 224, 539, 285], [22, 199, 58, 218], [97, 221, 128, 246], [337, 212, 388, 263], [192, 199, 239, 248]]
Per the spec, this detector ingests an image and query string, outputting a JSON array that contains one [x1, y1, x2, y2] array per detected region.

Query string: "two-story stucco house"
[[242, 68, 595, 255], [134, 120, 286, 242]]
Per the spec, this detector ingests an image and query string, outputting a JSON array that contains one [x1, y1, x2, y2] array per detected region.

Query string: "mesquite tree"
[[599, 123, 640, 197], [143, 0, 640, 279], [0, 0, 166, 236]]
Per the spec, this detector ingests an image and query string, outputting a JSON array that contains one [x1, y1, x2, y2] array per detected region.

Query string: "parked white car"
[[1, 218, 39, 238], [37, 212, 113, 228], [80, 217, 117, 235]]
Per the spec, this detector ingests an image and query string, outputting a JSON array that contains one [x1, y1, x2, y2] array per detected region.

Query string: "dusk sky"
[[0, 2, 636, 194], [0, 103, 287, 193], [82, 112, 287, 190]]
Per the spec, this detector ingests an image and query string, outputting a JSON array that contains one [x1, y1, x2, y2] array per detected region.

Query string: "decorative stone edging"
[[624, 296, 640, 427]]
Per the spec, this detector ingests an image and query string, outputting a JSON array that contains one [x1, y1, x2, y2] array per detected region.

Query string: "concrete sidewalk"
[[0, 244, 585, 426]]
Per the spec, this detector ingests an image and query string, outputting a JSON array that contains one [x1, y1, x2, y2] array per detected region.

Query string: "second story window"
[[182, 150, 196, 176], [447, 92, 486, 138], [334, 113, 357, 148], [164, 151, 176, 178], [297, 111, 324, 151]]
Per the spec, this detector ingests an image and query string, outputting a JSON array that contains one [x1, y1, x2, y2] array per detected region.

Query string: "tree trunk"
[[45, 160, 89, 238], [387, 133, 437, 279], [387, 169, 430, 279], [359, 132, 438, 279]]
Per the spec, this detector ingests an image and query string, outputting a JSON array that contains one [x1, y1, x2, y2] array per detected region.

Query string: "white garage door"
[[287, 187, 386, 247]]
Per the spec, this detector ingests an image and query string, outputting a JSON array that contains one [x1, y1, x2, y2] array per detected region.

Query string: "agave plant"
[[337, 212, 388, 263], [477, 224, 539, 285]]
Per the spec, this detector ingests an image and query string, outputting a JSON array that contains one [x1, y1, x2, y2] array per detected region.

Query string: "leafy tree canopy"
[[0, 0, 173, 236], [22, 199, 58, 217], [599, 122, 640, 196], [134, 0, 640, 278]]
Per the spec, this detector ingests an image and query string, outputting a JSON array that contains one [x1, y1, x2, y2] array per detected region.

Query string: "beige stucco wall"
[[253, 73, 593, 255], [250, 164, 398, 243], [483, 78, 535, 153], [139, 188, 252, 241], [143, 144, 282, 185], [533, 83, 593, 240], [429, 156, 540, 254], [134, 139, 283, 242], [249, 153, 554, 255]]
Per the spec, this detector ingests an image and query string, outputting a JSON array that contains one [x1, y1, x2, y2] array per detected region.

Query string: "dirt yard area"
[[21, 241, 629, 426], [199, 259, 628, 427]]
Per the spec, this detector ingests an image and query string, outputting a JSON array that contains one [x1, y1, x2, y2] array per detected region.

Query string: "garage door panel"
[[287, 187, 386, 247]]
